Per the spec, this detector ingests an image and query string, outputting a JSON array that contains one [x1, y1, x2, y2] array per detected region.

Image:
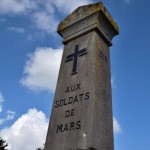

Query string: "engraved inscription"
[[65, 83, 81, 93], [56, 121, 81, 133], [99, 50, 107, 63], [55, 83, 90, 133], [66, 45, 87, 75], [55, 92, 90, 108], [65, 109, 75, 117]]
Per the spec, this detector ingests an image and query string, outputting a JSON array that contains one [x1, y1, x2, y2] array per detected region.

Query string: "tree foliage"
[[0, 137, 8, 150]]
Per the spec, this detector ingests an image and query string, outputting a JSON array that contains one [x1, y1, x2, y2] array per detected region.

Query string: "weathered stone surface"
[[57, 2, 119, 46], [45, 2, 119, 150], [57, 2, 119, 34]]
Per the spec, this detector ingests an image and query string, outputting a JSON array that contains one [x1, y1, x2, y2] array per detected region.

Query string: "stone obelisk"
[[45, 2, 119, 150]]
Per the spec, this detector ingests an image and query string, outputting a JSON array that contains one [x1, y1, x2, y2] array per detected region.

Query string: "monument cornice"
[[57, 2, 119, 46]]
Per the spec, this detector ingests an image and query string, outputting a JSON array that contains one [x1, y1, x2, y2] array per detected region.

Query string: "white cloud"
[[113, 116, 122, 134], [20, 47, 63, 92], [0, 108, 120, 150], [8, 27, 25, 33], [0, 0, 37, 14], [0, 0, 95, 34], [0, 0, 94, 15], [32, 12, 59, 34], [31, 0, 94, 33], [0, 92, 15, 125], [0, 0, 24, 14], [0, 92, 4, 113], [6, 110, 15, 119], [0, 110, 15, 125], [0, 108, 48, 150], [51, 0, 94, 14]]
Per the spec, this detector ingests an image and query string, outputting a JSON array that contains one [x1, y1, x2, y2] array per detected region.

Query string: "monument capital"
[[58, 2, 119, 46]]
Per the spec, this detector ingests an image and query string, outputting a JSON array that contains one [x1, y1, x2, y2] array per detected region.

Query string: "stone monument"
[[44, 2, 119, 150]]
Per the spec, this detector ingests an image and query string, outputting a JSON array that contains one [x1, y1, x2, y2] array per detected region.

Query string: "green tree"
[[0, 137, 8, 150]]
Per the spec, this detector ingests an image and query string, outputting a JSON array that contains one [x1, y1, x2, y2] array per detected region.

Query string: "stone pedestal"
[[44, 2, 119, 150]]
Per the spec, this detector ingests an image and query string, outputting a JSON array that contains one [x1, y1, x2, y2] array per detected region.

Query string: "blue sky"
[[0, 0, 150, 149]]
